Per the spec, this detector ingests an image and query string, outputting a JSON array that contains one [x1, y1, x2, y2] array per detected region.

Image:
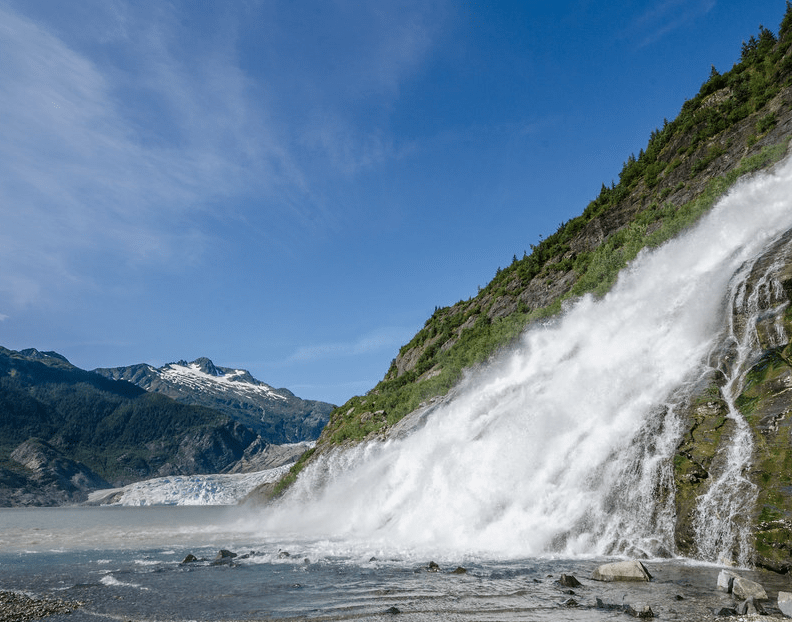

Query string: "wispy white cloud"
[[0, 1, 445, 312], [287, 327, 413, 364], [0, 4, 276, 307], [629, 0, 716, 47]]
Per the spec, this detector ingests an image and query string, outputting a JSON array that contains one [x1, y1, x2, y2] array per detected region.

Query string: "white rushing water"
[[255, 156, 792, 561]]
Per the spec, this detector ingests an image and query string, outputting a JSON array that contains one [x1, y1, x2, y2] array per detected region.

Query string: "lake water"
[[1, 506, 789, 621]]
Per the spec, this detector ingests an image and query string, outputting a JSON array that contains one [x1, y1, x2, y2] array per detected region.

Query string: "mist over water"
[[260, 157, 792, 562]]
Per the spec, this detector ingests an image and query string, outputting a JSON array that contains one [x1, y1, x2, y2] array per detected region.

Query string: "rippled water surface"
[[1, 507, 790, 621]]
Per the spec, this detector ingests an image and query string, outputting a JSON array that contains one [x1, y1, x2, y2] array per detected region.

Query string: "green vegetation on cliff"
[[278, 6, 792, 489]]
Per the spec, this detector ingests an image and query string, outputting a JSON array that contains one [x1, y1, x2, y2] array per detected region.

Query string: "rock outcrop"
[[6, 438, 110, 506]]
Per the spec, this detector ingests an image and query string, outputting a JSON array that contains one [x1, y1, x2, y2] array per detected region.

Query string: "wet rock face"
[[673, 228, 792, 567], [673, 386, 733, 557], [734, 233, 792, 571]]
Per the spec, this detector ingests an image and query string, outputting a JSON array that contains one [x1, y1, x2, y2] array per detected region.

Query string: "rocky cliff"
[[670, 227, 792, 570]]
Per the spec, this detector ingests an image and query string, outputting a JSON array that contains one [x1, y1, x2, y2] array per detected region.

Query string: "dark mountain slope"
[[0, 347, 262, 505], [94, 357, 333, 443]]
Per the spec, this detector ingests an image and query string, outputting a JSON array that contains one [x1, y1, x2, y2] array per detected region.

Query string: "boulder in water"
[[558, 573, 582, 588], [427, 561, 440, 572], [737, 597, 765, 615], [591, 560, 652, 582], [714, 606, 738, 616], [451, 566, 467, 574], [778, 591, 792, 617], [211, 549, 238, 566], [731, 576, 767, 601], [595, 598, 623, 610], [624, 603, 654, 618], [716, 569, 739, 592]]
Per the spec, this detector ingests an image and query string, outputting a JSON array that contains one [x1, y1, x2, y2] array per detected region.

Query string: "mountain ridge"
[[0, 347, 317, 506], [94, 357, 334, 444]]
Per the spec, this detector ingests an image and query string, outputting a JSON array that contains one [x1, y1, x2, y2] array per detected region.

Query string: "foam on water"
[[257, 157, 792, 561]]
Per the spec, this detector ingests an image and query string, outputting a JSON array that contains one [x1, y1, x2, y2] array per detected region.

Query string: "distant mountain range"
[[94, 358, 334, 444], [0, 347, 333, 506]]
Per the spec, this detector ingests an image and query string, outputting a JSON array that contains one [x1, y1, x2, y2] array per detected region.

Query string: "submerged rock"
[[451, 566, 467, 574], [211, 549, 238, 566], [595, 598, 624, 610], [624, 603, 654, 618], [591, 560, 652, 582], [714, 606, 738, 616], [558, 573, 582, 588]]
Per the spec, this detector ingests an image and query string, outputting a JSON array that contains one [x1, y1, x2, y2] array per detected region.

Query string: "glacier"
[[88, 464, 291, 506]]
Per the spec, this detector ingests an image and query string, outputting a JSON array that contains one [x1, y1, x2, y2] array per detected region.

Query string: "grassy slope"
[[276, 5, 792, 494]]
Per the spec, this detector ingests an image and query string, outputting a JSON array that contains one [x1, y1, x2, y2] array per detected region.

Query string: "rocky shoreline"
[[3, 552, 792, 621], [0, 591, 82, 622]]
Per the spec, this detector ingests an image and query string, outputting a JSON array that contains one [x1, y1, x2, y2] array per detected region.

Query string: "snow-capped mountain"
[[94, 358, 334, 444]]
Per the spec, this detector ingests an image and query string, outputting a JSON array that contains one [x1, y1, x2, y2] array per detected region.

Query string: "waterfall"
[[261, 157, 792, 561]]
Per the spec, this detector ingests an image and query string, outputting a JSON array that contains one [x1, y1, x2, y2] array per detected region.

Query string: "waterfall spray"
[[261, 157, 792, 562]]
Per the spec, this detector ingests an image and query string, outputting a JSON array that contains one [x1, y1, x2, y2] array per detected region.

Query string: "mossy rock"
[[674, 384, 733, 556], [737, 347, 792, 571]]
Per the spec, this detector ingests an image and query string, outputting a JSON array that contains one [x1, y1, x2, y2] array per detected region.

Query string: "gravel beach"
[[0, 591, 83, 622]]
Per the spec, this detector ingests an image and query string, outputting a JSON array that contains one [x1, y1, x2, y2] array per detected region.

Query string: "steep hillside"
[[0, 347, 263, 505], [95, 357, 333, 444], [271, 8, 792, 493]]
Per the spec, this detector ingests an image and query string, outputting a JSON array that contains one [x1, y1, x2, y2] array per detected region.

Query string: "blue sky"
[[0, 0, 786, 406]]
